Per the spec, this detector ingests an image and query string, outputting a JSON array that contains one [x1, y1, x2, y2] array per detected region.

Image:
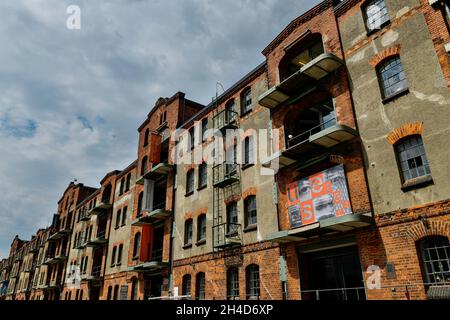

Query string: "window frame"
[[240, 88, 253, 115], [182, 274, 192, 299], [184, 219, 193, 246], [195, 272, 206, 300], [394, 135, 432, 188], [244, 196, 257, 228], [227, 267, 240, 300], [186, 169, 195, 195], [246, 264, 260, 300], [418, 236, 450, 285], [133, 232, 141, 259], [197, 214, 207, 243], [198, 163, 208, 189], [363, 0, 391, 34], [377, 55, 409, 102]]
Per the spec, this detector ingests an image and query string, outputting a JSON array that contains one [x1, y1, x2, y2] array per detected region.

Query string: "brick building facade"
[[0, 0, 448, 301]]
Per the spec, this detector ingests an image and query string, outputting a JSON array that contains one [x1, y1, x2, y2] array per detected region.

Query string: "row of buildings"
[[1, 0, 449, 301]]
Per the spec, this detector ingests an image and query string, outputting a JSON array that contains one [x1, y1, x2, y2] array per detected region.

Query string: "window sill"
[[196, 239, 206, 246], [366, 20, 391, 37], [240, 109, 253, 118], [132, 256, 139, 261], [121, 223, 126, 227], [401, 174, 433, 192], [382, 88, 409, 104], [110, 264, 116, 268], [197, 184, 207, 191], [183, 243, 193, 249], [116, 263, 122, 267], [226, 231, 239, 238], [114, 226, 120, 230], [185, 191, 194, 197], [243, 224, 257, 233], [241, 163, 254, 171]]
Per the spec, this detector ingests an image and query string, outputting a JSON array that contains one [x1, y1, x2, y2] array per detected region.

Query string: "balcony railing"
[[213, 223, 242, 250], [258, 53, 344, 109], [132, 202, 172, 226], [48, 226, 72, 240], [287, 118, 337, 149], [86, 230, 108, 246], [79, 209, 90, 221], [213, 163, 240, 188], [213, 109, 238, 131]]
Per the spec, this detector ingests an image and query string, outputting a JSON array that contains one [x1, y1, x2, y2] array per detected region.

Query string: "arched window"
[[377, 56, 408, 100], [107, 286, 112, 300], [186, 169, 195, 194], [140, 156, 148, 176], [198, 163, 207, 188], [119, 177, 125, 195], [137, 192, 144, 217], [111, 247, 117, 267], [117, 244, 123, 266], [197, 214, 206, 243], [184, 219, 193, 246], [121, 206, 127, 226], [182, 274, 192, 299], [244, 196, 257, 227], [225, 99, 237, 122], [113, 285, 120, 300], [144, 128, 150, 147], [363, 0, 390, 33], [418, 236, 450, 285], [226, 202, 238, 234], [395, 135, 431, 183], [241, 88, 252, 114], [125, 174, 131, 192], [243, 136, 254, 166], [133, 232, 141, 259], [195, 272, 206, 300], [227, 267, 239, 300], [115, 209, 122, 229], [246, 264, 260, 300], [131, 278, 139, 300]]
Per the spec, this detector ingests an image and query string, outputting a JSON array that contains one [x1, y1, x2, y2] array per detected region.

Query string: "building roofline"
[[179, 61, 267, 129], [261, 0, 334, 56]]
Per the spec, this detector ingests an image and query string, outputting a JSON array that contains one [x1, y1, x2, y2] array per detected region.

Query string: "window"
[[197, 214, 206, 243], [119, 178, 124, 196], [189, 127, 195, 150], [244, 196, 257, 227], [395, 136, 431, 183], [226, 202, 238, 234], [364, 0, 390, 33], [201, 118, 208, 142], [226, 99, 237, 123], [418, 236, 450, 285], [377, 56, 408, 100], [243, 136, 254, 166], [195, 273, 206, 300], [111, 247, 117, 267], [137, 192, 144, 217], [198, 163, 207, 188], [140, 156, 148, 176], [227, 267, 240, 300], [131, 278, 138, 300], [115, 209, 121, 229], [79, 289, 83, 300], [246, 265, 260, 300], [133, 232, 141, 259], [186, 169, 195, 194], [117, 244, 123, 265], [182, 274, 191, 298], [125, 174, 131, 192], [241, 88, 252, 114], [184, 219, 193, 246], [113, 285, 120, 300], [144, 128, 149, 147], [121, 206, 127, 226]]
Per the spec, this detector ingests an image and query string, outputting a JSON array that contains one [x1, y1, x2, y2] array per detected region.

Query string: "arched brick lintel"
[[386, 122, 424, 145], [369, 44, 402, 68], [406, 220, 450, 242]]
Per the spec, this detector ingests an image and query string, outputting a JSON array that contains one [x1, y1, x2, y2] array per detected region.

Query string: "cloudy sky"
[[0, 0, 321, 258]]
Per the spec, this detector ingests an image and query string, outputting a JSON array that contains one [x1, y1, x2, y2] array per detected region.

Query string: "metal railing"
[[287, 117, 336, 148], [212, 163, 239, 187], [301, 287, 366, 301], [151, 248, 163, 262], [95, 229, 106, 240], [91, 265, 102, 278], [213, 109, 238, 130], [213, 223, 242, 249], [152, 201, 167, 211]]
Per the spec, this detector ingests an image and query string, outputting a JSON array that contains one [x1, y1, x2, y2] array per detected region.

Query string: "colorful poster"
[[287, 165, 352, 229]]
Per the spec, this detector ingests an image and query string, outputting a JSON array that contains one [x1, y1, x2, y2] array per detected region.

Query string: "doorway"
[[300, 246, 365, 301]]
